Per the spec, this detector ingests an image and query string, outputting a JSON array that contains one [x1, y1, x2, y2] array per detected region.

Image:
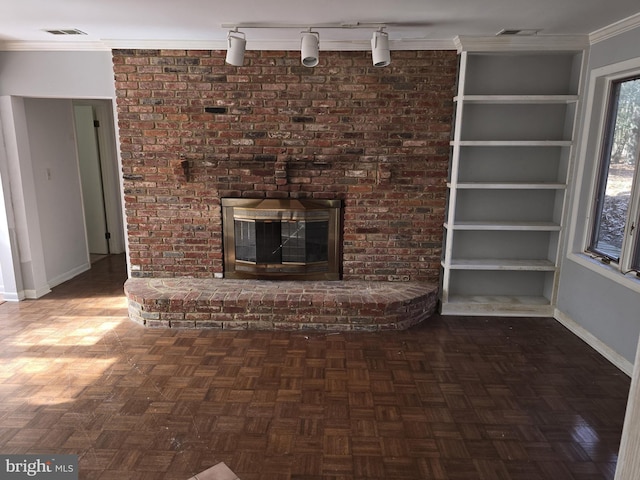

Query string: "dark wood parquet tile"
[[0, 254, 631, 479]]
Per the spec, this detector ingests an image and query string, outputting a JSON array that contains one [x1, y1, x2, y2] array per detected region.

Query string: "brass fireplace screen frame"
[[221, 198, 341, 280]]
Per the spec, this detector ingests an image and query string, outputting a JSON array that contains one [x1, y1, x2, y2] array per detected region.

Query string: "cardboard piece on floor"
[[187, 462, 240, 480]]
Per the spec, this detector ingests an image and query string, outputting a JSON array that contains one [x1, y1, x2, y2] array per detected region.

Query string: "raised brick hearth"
[[125, 278, 438, 331]]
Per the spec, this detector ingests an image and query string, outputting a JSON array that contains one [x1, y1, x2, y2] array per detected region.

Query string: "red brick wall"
[[113, 49, 457, 283]]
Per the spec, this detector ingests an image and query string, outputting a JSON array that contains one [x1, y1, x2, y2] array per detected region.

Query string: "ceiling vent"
[[497, 29, 540, 36], [44, 28, 87, 36]]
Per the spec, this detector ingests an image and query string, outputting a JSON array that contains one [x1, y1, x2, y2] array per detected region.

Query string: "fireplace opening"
[[222, 198, 341, 280]]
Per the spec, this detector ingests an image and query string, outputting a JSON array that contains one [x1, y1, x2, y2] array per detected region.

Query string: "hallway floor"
[[0, 255, 631, 479]]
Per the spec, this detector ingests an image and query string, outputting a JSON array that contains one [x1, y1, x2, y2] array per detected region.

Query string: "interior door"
[[74, 105, 109, 255]]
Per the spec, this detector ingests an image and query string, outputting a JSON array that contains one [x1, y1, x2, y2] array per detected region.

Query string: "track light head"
[[301, 31, 320, 67], [371, 29, 391, 67], [225, 29, 246, 66]]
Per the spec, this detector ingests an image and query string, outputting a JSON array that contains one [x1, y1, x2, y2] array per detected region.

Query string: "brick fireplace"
[[114, 48, 457, 329]]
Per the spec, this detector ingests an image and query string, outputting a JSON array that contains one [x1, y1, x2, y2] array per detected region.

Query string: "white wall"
[[0, 51, 116, 98], [557, 24, 640, 369], [24, 98, 89, 286]]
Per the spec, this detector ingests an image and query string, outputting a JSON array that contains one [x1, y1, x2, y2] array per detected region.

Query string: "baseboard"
[[23, 285, 51, 299], [554, 308, 633, 376], [47, 262, 91, 289], [0, 290, 26, 302]]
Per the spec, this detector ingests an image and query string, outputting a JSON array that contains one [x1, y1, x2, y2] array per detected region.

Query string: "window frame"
[[585, 74, 640, 273], [629, 162, 640, 271], [565, 57, 640, 295], [587, 74, 640, 273]]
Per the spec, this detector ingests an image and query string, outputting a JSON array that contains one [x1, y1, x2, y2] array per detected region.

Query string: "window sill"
[[567, 252, 640, 294]]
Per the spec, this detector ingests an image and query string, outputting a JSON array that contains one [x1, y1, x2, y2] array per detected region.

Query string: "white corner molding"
[[0, 40, 112, 52], [1, 290, 26, 302], [454, 35, 589, 53], [102, 39, 228, 51], [554, 309, 634, 376], [1, 37, 457, 52], [22, 285, 51, 300], [104, 37, 457, 52], [590, 11, 640, 45]]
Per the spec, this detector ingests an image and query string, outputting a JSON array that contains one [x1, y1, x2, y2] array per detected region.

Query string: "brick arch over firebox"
[[113, 49, 457, 285]]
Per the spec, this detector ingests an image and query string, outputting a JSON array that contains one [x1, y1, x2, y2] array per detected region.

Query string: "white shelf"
[[441, 49, 583, 317], [449, 182, 566, 190], [445, 259, 556, 271], [454, 95, 579, 104], [452, 140, 573, 147], [444, 221, 562, 231], [440, 295, 554, 317]]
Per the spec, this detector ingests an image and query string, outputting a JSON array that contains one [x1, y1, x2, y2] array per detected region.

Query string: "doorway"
[[72, 100, 125, 263], [74, 104, 109, 260]]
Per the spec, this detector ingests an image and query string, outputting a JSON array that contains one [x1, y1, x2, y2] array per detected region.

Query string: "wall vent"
[[44, 29, 87, 36], [496, 29, 540, 36]]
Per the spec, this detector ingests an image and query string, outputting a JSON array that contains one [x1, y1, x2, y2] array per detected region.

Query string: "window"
[[588, 75, 640, 273]]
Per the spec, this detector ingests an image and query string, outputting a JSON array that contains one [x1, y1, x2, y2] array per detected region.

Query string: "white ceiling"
[[1, 0, 640, 50]]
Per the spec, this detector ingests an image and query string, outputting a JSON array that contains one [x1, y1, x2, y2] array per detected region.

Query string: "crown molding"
[[589, 11, 640, 45], [103, 37, 457, 51], [102, 39, 227, 51], [0, 40, 111, 52], [454, 35, 589, 53], [1, 37, 456, 52], [392, 38, 456, 51]]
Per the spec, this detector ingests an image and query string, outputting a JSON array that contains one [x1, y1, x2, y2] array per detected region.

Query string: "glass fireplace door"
[[222, 198, 340, 280]]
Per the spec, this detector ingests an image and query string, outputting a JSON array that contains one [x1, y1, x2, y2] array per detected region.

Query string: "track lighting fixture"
[[371, 28, 391, 67], [300, 31, 320, 67], [221, 23, 393, 68], [225, 28, 246, 66]]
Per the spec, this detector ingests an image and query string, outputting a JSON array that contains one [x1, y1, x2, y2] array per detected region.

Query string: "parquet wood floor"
[[0, 254, 631, 479]]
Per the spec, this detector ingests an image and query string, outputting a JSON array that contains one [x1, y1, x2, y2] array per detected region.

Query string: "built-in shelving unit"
[[440, 38, 586, 317]]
